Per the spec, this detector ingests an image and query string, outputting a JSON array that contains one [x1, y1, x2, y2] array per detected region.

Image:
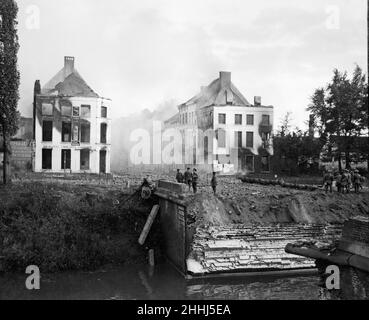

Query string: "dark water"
[[0, 264, 322, 300]]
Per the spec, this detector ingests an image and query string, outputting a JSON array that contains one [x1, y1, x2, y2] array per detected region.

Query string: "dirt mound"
[[187, 177, 369, 226]]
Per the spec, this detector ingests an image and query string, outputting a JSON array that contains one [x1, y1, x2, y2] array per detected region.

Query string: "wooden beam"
[[138, 205, 160, 245]]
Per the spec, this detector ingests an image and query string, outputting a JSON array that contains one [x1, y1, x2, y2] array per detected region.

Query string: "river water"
[[0, 263, 323, 300]]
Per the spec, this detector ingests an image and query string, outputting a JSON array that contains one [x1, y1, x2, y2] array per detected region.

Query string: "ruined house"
[[164, 71, 274, 173], [33, 56, 112, 174]]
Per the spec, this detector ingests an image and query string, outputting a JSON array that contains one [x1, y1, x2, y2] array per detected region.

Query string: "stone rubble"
[[189, 224, 343, 274]]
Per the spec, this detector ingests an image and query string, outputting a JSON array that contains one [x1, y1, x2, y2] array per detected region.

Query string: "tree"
[[308, 88, 329, 144], [0, 0, 20, 184], [308, 66, 368, 171], [278, 111, 292, 136], [273, 113, 323, 175]]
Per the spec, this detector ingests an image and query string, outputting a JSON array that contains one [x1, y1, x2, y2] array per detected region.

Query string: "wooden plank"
[[138, 205, 160, 245]]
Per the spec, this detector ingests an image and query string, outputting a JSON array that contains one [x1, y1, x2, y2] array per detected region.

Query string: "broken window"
[[61, 149, 71, 170], [246, 132, 254, 148], [100, 123, 107, 144], [42, 103, 53, 116], [81, 105, 91, 117], [261, 132, 270, 140], [262, 114, 270, 125], [61, 105, 72, 116], [245, 155, 254, 172], [73, 106, 80, 117], [261, 156, 270, 172], [42, 121, 53, 141], [80, 149, 90, 170], [216, 129, 226, 148], [235, 131, 242, 148], [62, 122, 71, 142], [42, 149, 52, 170], [218, 113, 226, 124], [81, 122, 91, 143], [101, 106, 107, 118], [246, 114, 254, 125], [235, 114, 242, 125], [72, 122, 79, 143]]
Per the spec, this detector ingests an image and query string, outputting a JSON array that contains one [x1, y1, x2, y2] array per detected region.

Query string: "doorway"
[[61, 149, 71, 170], [100, 150, 106, 174]]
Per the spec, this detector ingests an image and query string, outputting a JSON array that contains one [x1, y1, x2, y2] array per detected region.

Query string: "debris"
[[138, 205, 160, 245]]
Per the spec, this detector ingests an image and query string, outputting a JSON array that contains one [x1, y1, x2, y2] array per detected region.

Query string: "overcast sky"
[[17, 0, 367, 129]]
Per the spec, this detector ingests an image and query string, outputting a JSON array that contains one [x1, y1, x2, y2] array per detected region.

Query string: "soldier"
[[335, 171, 342, 193], [341, 169, 348, 194], [342, 169, 352, 194], [211, 172, 218, 194], [176, 169, 184, 183], [353, 169, 362, 194], [184, 167, 193, 191], [192, 168, 199, 193], [323, 170, 333, 193], [346, 170, 352, 193]]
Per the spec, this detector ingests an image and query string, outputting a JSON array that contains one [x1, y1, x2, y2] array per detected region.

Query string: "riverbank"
[[1, 174, 368, 274], [0, 180, 160, 273]]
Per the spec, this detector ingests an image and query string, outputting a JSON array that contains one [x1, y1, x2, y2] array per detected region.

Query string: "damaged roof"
[[181, 71, 251, 109], [41, 57, 99, 98]]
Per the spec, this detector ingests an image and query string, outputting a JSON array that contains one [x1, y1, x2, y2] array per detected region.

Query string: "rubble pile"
[[188, 176, 369, 225], [183, 176, 369, 275], [188, 224, 342, 274]]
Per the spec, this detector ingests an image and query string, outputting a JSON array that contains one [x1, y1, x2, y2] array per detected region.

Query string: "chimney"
[[64, 56, 75, 78], [254, 96, 261, 106], [219, 71, 231, 88]]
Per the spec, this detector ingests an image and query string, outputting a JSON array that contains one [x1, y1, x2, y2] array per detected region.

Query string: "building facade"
[[33, 56, 112, 174], [164, 71, 274, 173]]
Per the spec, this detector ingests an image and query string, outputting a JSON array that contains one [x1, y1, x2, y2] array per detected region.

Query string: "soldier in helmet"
[[184, 167, 193, 192], [176, 169, 184, 183]]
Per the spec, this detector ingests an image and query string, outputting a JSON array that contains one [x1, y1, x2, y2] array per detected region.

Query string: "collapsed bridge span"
[[154, 180, 349, 277]]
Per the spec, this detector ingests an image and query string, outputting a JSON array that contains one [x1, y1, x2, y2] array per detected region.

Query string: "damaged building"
[[33, 56, 112, 174], [164, 71, 274, 173]]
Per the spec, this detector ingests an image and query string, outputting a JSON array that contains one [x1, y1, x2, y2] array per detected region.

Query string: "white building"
[[33, 56, 112, 174], [165, 71, 274, 173]]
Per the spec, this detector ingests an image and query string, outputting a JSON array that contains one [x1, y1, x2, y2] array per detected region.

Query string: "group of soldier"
[[323, 168, 364, 194], [174, 167, 364, 195], [176, 168, 218, 194]]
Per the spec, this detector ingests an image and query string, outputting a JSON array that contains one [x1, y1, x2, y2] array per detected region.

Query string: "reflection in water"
[[0, 264, 320, 300]]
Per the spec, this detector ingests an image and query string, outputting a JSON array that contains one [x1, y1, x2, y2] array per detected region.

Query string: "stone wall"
[[188, 224, 342, 274], [10, 140, 33, 170]]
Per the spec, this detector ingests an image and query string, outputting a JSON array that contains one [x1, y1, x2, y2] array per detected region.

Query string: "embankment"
[[0, 181, 160, 273]]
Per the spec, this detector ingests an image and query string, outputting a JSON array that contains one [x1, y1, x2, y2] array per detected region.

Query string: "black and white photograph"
[[0, 0, 368, 307]]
